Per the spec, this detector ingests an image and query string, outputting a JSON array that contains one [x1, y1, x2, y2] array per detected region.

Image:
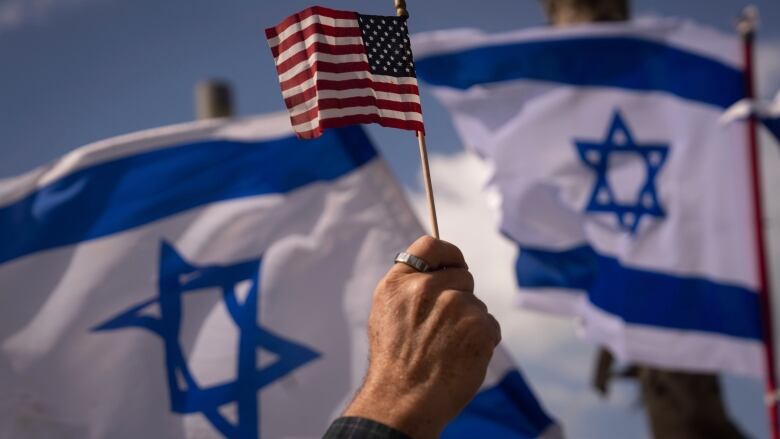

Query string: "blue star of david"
[[93, 242, 320, 439], [574, 111, 669, 234]]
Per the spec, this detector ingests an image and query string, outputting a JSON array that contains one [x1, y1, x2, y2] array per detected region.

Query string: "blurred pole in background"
[[196, 80, 234, 120], [739, 6, 780, 439], [538, 0, 628, 25], [538, 1, 747, 438]]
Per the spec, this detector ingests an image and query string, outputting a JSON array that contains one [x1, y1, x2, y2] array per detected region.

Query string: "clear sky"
[[1, 0, 779, 181], [2, 0, 780, 437]]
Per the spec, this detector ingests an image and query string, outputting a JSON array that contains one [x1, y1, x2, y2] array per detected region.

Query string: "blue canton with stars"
[[574, 111, 669, 234], [93, 242, 320, 439], [356, 13, 416, 78]]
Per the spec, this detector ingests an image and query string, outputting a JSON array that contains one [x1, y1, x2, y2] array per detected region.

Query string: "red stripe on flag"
[[289, 97, 423, 126], [321, 115, 424, 134], [293, 115, 425, 139], [275, 43, 366, 75], [265, 7, 358, 39], [293, 125, 324, 140], [270, 25, 363, 57], [317, 79, 420, 94], [284, 79, 420, 108], [279, 61, 371, 90]]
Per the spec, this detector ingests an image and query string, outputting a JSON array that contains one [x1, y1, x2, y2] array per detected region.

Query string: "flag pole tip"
[[738, 5, 759, 35], [394, 0, 409, 18]]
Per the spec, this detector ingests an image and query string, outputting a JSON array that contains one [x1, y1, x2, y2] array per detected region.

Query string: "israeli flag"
[[0, 114, 558, 438], [413, 19, 765, 377]]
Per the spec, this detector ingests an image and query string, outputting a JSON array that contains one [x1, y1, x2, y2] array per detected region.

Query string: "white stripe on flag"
[[268, 16, 359, 48], [276, 35, 365, 65], [581, 301, 765, 376], [289, 89, 421, 118], [278, 53, 368, 83]]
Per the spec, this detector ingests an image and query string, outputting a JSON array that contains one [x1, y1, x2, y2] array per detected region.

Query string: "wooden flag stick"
[[395, 0, 440, 239], [417, 133, 440, 239]]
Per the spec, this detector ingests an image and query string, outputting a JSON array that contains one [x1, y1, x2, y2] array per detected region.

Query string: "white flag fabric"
[[0, 114, 558, 438], [722, 90, 780, 142], [413, 18, 766, 377]]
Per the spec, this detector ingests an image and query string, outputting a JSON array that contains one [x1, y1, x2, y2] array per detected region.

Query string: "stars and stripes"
[[265, 6, 424, 139]]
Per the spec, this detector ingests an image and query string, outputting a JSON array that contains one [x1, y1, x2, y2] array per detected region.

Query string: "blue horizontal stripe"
[[444, 370, 554, 439], [516, 245, 762, 340], [416, 37, 744, 109], [0, 127, 377, 265]]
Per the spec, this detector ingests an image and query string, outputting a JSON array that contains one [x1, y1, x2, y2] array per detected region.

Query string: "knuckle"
[[409, 287, 435, 323], [458, 313, 483, 330], [416, 235, 438, 249], [375, 274, 399, 297], [439, 239, 466, 268], [453, 269, 474, 292], [458, 318, 495, 354], [458, 309, 501, 344], [465, 270, 474, 287], [375, 274, 416, 306], [488, 313, 502, 345], [410, 274, 435, 295], [411, 235, 438, 258], [436, 289, 465, 311], [447, 241, 466, 263], [471, 295, 488, 312]]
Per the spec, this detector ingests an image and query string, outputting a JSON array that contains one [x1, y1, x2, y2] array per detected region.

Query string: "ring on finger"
[[394, 252, 432, 273]]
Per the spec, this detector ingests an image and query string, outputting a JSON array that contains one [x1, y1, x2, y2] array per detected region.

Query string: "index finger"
[[392, 236, 468, 274]]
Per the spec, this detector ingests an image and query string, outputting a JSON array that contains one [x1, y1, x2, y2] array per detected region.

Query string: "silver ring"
[[394, 252, 432, 273]]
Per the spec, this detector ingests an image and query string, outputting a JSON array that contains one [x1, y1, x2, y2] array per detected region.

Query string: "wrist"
[[343, 379, 445, 439]]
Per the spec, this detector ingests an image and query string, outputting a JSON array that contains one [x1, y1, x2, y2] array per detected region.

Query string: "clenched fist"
[[343, 236, 502, 439]]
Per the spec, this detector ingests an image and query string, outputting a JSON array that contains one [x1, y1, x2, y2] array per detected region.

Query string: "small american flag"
[[265, 6, 425, 139]]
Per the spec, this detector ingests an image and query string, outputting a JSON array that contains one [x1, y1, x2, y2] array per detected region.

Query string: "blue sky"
[[2, 0, 780, 437], [1, 0, 779, 181]]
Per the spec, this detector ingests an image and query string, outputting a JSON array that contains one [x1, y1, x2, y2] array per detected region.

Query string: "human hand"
[[343, 236, 502, 439]]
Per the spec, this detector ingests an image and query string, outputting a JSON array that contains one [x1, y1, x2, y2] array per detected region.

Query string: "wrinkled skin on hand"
[[344, 236, 502, 439]]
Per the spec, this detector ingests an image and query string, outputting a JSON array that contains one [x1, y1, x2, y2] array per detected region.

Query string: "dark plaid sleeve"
[[323, 417, 412, 439]]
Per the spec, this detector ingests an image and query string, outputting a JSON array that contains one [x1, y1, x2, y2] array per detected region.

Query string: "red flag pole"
[[739, 7, 779, 439], [395, 0, 440, 239]]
